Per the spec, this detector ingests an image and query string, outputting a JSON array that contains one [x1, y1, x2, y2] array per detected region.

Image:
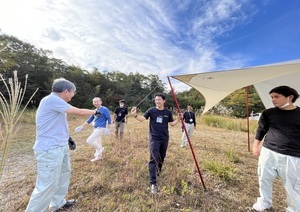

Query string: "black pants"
[[149, 139, 169, 185]]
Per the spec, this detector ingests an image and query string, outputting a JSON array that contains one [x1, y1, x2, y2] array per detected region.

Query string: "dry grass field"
[[0, 115, 286, 211]]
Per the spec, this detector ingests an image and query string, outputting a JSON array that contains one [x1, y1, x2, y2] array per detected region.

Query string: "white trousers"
[[26, 145, 71, 212], [181, 123, 194, 146], [86, 127, 105, 156], [257, 147, 300, 212]]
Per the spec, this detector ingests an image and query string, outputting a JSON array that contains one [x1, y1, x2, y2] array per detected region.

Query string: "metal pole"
[[245, 86, 250, 152], [167, 76, 206, 190]]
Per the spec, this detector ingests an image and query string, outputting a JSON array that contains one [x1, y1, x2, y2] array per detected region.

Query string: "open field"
[[0, 115, 286, 211]]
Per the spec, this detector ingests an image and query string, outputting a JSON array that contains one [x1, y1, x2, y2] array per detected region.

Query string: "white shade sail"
[[171, 59, 300, 114]]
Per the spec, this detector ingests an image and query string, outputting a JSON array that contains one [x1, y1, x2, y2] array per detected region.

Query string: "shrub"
[[203, 160, 237, 182], [225, 149, 242, 164]]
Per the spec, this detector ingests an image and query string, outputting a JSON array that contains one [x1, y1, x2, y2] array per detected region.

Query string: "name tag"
[[156, 116, 163, 123]]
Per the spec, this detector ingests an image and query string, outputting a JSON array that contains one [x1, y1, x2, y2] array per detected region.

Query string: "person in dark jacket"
[[113, 99, 128, 141], [131, 93, 181, 194], [252, 85, 300, 212], [181, 105, 196, 148]]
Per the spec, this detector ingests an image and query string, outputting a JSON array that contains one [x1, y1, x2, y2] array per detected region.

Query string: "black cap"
[[119, 99, 125, 103]]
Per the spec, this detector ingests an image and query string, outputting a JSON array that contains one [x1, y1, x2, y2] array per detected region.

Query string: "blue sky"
[[0, 0, 300, 90]]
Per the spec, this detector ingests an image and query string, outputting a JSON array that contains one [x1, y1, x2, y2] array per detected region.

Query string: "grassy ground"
[[0, 115, 286, 211]]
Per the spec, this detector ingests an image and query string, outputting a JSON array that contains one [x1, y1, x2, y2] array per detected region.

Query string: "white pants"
[[181, 123, 194, 146], [26, 145, 71, 212], [86, 127, 105, 156], [257, 147, 300, 212]]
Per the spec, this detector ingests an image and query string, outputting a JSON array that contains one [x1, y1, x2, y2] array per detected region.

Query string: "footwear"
[[92, 147, 104, 162], [150, 184, 158, 194], [62, 199, 75, 208], [52, 199, 75, 211], [252, 198, 271, 211], [91, 154, 103, 162], [181, 143, 188, 148]]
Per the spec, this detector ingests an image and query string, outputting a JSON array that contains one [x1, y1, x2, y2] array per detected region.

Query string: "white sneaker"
[[150, 184, 158, 194], [91, 147, 104, 162], [181, 143, 188, 148], [252, 198, 271, 211], [91, 154, 102, 162]]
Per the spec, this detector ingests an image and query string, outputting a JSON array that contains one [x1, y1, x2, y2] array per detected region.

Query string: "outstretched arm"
[[66, 106, 97, 116], [131, 107, 146, 122]]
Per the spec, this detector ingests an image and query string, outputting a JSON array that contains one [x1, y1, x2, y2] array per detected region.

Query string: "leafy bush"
[[225, 149, 242, 164]]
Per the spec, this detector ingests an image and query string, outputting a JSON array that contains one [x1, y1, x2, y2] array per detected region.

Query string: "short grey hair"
[[52, 78, 76, 93]]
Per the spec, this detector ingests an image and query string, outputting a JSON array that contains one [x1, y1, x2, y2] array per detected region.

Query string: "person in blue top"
[[76, 97, 111, 162], [26, 78, 100, 212], [252, 85, 300, 212], [131, 93, 181, 194]]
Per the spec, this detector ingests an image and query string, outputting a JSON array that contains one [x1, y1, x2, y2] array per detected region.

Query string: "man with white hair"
[[76, 97, 111, 162], [26, 78, 100, 212]]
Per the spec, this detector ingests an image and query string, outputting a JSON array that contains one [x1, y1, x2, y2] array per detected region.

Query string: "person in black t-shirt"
[[131, 93, 181, 194], [181, 105, 196, 148], [252, 85, 300, 212], [113, 99, 128, 141]]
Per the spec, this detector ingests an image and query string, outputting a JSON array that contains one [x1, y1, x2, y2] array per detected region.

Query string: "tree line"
[[0, 34, 264, 117]]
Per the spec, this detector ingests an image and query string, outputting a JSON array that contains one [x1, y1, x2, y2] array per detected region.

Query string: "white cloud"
[[0, 0, 256, 90]]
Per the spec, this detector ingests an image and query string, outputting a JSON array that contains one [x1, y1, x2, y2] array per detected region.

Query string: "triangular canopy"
[[171, 59, 300, 114]]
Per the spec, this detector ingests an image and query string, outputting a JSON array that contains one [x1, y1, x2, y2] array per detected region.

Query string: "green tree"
[[221, 86, 264, 117], [175, 88, 205, 114], [0, 35, 55, 107], [1, 34, 266, 117]]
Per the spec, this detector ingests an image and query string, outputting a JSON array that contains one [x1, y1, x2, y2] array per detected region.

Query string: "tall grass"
[[0, 71, 38, 179], [201, 114, 258, 134]]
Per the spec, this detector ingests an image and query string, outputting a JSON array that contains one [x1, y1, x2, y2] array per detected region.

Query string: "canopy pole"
[[245, 86, 250, 152], [167, 76, 206, 190]]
